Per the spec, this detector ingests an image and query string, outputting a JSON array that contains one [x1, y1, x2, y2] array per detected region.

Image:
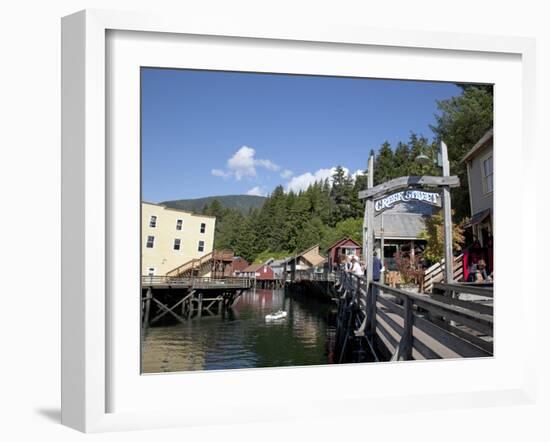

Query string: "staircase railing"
[[165, 251, 214, 278], [423, 253, 463, 293]]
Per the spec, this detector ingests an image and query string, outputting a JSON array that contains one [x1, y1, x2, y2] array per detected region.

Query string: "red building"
[[326, 237, 362, 270], [231, 256, 249, 276], [241, 263, 275, 280]]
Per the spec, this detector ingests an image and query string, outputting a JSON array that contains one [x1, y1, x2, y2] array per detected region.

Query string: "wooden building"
[[141, 202, 216, 276], [231, 256, 250, 277], [265, 258, 287, 280], [326, 237, 362, 270], [241, 263, 275, 280], [373, 200, 437, 270], [461, 128, 493, 279], [285, 244, 326, 281]]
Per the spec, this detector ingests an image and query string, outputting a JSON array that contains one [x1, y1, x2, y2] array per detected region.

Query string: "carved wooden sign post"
[[360, 141, 459, 288]]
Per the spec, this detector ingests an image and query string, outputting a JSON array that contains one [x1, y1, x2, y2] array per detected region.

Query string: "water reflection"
[[141, 288, 336, 373]]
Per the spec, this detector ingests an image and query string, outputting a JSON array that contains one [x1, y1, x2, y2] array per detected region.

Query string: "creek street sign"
[[374, 189, 441, 213]]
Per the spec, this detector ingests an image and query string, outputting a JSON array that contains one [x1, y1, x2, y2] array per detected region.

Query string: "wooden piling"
[[143, 287, 152, 328]]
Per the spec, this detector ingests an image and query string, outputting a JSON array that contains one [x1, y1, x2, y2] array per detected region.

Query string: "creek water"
[[141, 288, 337, 373]]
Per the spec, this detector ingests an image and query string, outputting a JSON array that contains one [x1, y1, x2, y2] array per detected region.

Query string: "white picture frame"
[[61, 9, 537, 433]]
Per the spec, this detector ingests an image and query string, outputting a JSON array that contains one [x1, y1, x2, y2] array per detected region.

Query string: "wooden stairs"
[[165, 250, 234, 278]]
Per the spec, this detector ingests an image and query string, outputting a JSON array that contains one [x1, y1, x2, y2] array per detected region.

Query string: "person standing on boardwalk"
[[372, 251, 383, 282], [350, 255, 363, 277], [343, 254, 353, 273]]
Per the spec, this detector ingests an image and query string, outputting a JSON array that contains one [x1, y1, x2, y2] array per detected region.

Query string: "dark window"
[[146, 236, 155, 248], [173, 238, 181, 250], [176, 219, 183, 230], [200, 223, 206, 233], [198, 240, 205, 252], [149, 215, 157, 228]]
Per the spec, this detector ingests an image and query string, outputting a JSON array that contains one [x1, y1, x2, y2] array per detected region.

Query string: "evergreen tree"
[[351, 169, 367, 218], [373, 141, 395, 185], [285, 191, 312, 253], [204, 199, 225, 219], [407, 134, 440, 177], [330, 166, 354, 225], [431, 86, 493, 220], [394, 141, 410, 177]]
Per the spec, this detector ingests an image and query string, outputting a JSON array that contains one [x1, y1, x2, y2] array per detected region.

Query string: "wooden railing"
[[165, 251, 215, 278], [142, 275, 252, 289], [423, 254, 464, 293], [335, 271, 493, 363], [296, 270, 337, 282]]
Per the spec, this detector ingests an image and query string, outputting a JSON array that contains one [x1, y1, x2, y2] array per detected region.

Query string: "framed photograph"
[[61, 9, 537, 432]]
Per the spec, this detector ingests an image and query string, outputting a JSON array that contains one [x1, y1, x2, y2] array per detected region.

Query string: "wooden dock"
[[141, 276, 252, 327], [284, 271, 339, 300], [335, 272, 493, 362]]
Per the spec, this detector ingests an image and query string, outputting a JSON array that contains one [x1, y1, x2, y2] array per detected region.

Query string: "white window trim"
[[479, 151, 493, 195], [149, 215, 157, 228], [176, 219, 183, 231]]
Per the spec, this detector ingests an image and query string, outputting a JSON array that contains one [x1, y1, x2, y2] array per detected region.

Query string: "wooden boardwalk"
[[141, 276, 252, 327], [335, 272, 493, 363]]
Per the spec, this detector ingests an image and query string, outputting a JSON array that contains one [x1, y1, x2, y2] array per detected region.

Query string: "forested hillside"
[[161, 195, 266, 214]]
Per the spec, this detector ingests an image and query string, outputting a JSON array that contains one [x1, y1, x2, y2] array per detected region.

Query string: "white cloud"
[[246, 186, 267, 196], [213, 145, 281, 181], [352, 169, 365, 180], [255, 158, 280, 172], [281, 169, 293, 179], [227, 146, 257, 180], [286, 166, 367, 193], [211, 168, 230, 178], [286, 167, 340, 193]]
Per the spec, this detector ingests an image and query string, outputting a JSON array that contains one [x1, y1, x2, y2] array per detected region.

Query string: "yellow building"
[[141, 202, 216, 276]]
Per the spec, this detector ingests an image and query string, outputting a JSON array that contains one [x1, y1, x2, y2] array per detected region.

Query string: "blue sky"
[[141, 68, 460, 202]]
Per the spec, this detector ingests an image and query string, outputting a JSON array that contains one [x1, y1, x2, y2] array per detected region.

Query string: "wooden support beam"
[[150, 297, 186, 324], [142, 287, 152, 329], [370, 284, 378, 337], [359, 175, 460, 200], [441, 141, 454, 284], [400, 296, 413, 360]]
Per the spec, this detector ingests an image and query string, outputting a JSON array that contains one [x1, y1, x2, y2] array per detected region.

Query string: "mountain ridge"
[[160, 194, 267, 214]]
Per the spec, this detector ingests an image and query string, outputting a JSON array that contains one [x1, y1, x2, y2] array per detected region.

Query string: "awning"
[[464, 208, 491, 228]]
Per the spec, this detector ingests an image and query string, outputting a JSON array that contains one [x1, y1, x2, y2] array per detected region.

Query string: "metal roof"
[[374, 200, 437, 240]]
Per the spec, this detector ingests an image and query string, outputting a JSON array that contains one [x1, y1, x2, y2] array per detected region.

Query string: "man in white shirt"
[[350, 255, 363, 277]]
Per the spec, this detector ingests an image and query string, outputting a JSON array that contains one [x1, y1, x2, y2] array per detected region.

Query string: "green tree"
[[322, 217, 363, 250], [330, 166, 354, 225], [431, 86, 493, 220], [419, 211, 466, 263], [407, 134, 439, 177], [351, 170, 367, 218], [393, 141, 411, 177], [373, 141, 395, 185]]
